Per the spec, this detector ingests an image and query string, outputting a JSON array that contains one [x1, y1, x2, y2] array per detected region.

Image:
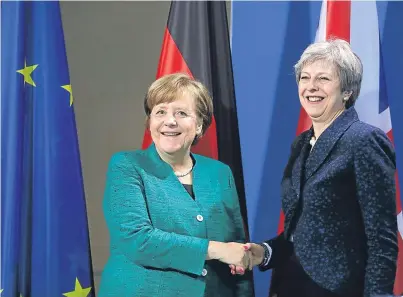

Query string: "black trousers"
[[270, 253, 341, 297]]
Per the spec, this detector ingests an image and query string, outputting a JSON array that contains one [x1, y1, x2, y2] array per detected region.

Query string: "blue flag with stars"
[[1, 1, 95, 296]]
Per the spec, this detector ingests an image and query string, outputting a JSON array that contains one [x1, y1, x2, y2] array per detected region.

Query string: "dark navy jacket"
[[263, 107, 398, 297]]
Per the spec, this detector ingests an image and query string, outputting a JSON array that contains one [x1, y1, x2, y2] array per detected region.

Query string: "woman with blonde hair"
[[99, 73, 253, 297]]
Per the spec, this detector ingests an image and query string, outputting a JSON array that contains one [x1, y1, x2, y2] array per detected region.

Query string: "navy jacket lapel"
[[291, 131, 313, 198], [284, 108, 359, 238], [304, 107, 359, 181], [282, 130, 312, 238]]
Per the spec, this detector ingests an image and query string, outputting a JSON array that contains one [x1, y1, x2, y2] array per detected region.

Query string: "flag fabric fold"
[[142, 1, 248, 224], [1, 1, 94, 296], [231, 0, 403, 296], [300, 1, 403, 293]]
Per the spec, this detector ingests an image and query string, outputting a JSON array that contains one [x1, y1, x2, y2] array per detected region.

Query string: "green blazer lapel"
[[141, 144, 218, 203], [191, 155, 215, 202], [143, 144, 204, 201], [142, 143, 173, 180]]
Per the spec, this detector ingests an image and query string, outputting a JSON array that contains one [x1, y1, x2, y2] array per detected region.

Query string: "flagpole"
[[229, 0, 233, 50], [0, 0, 3, 290]]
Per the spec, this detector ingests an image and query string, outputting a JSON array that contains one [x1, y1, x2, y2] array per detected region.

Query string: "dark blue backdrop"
[[231, 2, 403, 296]]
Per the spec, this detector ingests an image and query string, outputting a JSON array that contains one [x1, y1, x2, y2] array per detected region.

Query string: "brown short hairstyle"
[[144, 73, 214, 143]]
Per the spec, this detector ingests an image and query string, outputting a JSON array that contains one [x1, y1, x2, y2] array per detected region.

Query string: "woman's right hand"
[[229, 243, 265, 275], [207, 241, 250, 271]]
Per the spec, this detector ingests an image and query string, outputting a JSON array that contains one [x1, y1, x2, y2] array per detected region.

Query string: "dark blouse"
[[182, 184, 195, 199]]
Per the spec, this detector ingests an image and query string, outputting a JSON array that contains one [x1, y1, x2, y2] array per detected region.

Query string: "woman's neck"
[[312, 109, 345, 139], [156, 148, 193, 172]]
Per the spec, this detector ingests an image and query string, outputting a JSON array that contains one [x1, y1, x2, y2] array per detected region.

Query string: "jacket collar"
[[304, 106, 359, 181], [144, 143, 213, 202], [290, 107, 359, 196], [145, 143, 199, 180], [145, 143, 172, 178]]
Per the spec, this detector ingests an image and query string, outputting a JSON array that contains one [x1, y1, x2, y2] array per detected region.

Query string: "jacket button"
[[202, 268, 208, 276], [196, 214, 204, 222]]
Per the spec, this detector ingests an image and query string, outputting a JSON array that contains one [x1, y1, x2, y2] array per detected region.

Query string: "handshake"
[[207, 241, 266, 275]]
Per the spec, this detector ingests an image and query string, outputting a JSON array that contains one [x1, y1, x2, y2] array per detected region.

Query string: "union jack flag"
[[231, 0, 403, 296]]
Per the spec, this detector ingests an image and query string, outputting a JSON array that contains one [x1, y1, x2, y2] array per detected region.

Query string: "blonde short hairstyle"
[[144, 73, 214, 143]]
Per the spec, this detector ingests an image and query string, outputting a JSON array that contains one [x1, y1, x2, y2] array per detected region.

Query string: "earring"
[[344, 97, 349, 101]]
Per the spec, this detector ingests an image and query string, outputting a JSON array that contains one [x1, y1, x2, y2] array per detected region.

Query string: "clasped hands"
[[207, 241, 265, 275]]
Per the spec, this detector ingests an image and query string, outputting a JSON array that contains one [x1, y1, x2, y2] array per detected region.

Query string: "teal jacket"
[[98, 144, 253, 297]]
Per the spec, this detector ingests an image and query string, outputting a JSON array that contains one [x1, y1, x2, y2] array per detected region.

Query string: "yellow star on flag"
[[63, 278, 91, 297], [16, 60, 38, 87], [61, 84, 74, 106]]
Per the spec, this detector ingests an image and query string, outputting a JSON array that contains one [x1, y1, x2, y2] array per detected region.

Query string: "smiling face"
[[149, 92, 202, 157], [298, 60, 348, 124]]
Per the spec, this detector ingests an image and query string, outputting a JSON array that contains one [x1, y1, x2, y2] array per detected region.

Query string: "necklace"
[[174, 166, 194, 177], [310, 136, 316, 146]]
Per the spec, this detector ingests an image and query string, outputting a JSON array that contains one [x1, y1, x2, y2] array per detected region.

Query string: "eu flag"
[[1, 1, 95, 296]]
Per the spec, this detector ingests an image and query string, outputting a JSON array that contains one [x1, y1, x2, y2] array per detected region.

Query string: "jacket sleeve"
[[260, 232, 293, 271], [353, 129, 398, 296], [225, 166, 254, 297], [259, 136, 298, 272], [103, 152, 209, 276]]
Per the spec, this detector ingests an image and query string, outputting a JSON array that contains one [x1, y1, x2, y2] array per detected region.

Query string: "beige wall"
[[60, 1, 231, 292], [60, 1, 170, 291]]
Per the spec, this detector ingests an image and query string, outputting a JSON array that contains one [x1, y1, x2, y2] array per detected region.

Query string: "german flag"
[[141, 1, 248, 224]]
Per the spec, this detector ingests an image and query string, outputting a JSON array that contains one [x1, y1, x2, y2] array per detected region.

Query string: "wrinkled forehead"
[[301, 59, 339, 77], [151, 89, 196, 111]]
